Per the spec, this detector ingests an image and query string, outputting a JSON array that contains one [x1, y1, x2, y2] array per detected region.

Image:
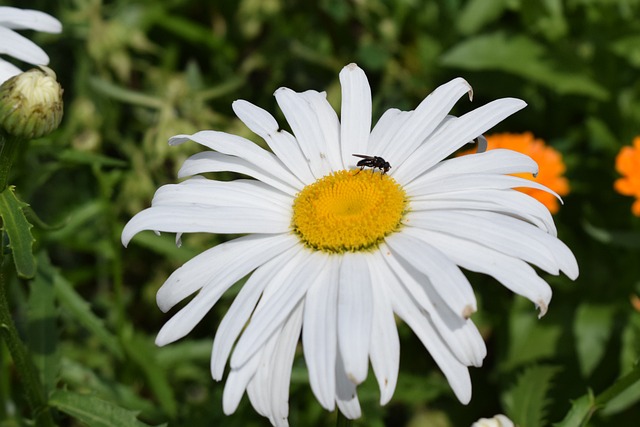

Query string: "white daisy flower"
[[122, 63, 578, 425], [0, 6, 62, 84], [472, 414, 516, 427]]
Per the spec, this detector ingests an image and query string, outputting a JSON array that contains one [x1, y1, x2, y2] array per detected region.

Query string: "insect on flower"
[[353, 154, 391, 175]]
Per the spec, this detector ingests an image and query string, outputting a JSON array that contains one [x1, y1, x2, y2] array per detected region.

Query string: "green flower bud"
[[0, 66, 63, 139]]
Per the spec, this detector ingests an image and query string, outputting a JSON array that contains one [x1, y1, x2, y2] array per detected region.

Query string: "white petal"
[[302, 256, 340, 410], [121, 205, 290, 245], [462, 210, 578, 279], [411, 229, 554, 317], [246, 334, 280, 417], [385, 232, 477, 319], [170, 130, 303, 188], [0, 26, 49, 65], [153, 237, 297, 346], [274, 87, 334, 177], [366, 255, 400, 404], [156, 234, 297, 312], [151, 178, 292, 213], [406, 173, 561, 202], [369, 108, 410, 154], [410, 189, 557, 236], [178, 151, 299, 196], [231, 250, 327, 369], [299, 90, 344, 171], [420, 149, 539, 180], [269, 302, 304, 427], [337, 252, 373, 385], [223, 349, 262, 415], [0, 7, 62, 32], [211, 246, 301, 380], [379, 78, 472, 166], [389, 276, 473, 404], [394, 98, 527, 185], [335, 350, 361, 419], [405, 211, 560, 275], [0, 58, 21, 84], [378, 245, 486, 367], [232, 100, 316, 184], [339, 63, 372, 164]]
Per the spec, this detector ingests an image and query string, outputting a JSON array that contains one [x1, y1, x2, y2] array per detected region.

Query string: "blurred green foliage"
[[2, 0, 640, 426]]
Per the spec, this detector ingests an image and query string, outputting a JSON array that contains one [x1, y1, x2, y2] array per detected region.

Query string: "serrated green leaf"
[[0, 186, 36, 278], [552, 392, 595, 427], [574, 304, 616, 377], [48, 390, 163, 427], [27, 255, 60, 394], [504, 365, 560, 427], [59, 358, 162, 420], [52, 264, 124, 359], [440, 32, 609, 99]]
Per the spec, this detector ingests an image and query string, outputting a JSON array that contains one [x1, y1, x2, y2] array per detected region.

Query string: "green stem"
[[0, 269, 55, 427], [0, 132, 22, 191], [595, 362, 640, 406], [0, 132, 55, 425]]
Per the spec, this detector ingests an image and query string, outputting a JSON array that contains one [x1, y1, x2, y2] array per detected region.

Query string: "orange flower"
[[614, 137, 640, 216], [459, 132, 569, 214]]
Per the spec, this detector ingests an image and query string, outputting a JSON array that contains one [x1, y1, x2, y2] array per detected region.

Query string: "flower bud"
[[0, 66, 63, 139]]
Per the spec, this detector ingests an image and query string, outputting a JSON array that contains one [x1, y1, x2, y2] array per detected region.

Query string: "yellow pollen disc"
[[292, 170, 408, 253]]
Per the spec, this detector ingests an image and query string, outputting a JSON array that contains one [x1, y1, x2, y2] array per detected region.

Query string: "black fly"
[[352, 154, 391, 175]]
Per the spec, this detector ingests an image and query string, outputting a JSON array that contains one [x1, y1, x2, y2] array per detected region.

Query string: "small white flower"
[[0, 6, 62, 84], [472, 414, 516, 427], [122, 64, 578, 426]]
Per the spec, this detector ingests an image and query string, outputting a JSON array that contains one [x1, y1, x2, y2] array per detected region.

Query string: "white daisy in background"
[[472, 414, 516, 427], [122, 63, 578, 426], [0, 6, 62, 84]]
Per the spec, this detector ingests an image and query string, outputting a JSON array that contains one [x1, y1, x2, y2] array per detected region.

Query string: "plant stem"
[[0, 132, 21, 191], [0, 268, 55, 427], [0, 132, 55, 426]]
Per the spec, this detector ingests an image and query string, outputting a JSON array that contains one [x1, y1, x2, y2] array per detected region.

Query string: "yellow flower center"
[[292, 170, 408, 253]]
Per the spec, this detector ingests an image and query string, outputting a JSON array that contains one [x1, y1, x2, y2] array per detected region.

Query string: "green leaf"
[[58, 149, 128, 168], [583, 221, 640, 248], [584, 117, 620, 152], [503, 301, 563, 369], [599, 362, 640, 416], [610, 35, 640, 68], [48, 390, 164, 427], [553, 392, 595, 427], [573, 304, 616, 377], [440, 32, 609, 100], [27, 255, 60, 394], [0, 186, 36, 278], [122, 334, 177, 418], [504, 365, 560, 427], [52, 265, 124, 359], [554, 364, 640, 425], [457, 0, 510, 35], [59, 358, 162, 420]]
